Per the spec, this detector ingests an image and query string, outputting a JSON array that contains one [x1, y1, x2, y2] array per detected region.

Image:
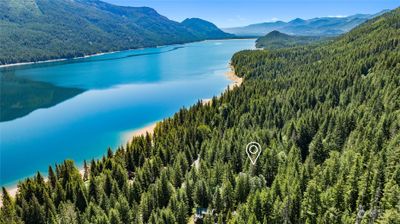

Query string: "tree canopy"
[[1, 7, 399, 224]]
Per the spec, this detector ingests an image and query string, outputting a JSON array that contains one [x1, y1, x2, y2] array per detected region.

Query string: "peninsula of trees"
[[255, 30, 328, 49]]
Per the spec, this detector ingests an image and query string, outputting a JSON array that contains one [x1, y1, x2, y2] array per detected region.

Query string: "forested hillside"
[[182, 18, 234, 40], [0, 0, 232, 65], [255, 30, 328, 49], [1, 7, 399, 224]]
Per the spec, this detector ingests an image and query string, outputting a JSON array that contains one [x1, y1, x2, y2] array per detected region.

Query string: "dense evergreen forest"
[[0, 0, 232, 65], [255, 31, 329, 49], [1, 8, 399, 224]]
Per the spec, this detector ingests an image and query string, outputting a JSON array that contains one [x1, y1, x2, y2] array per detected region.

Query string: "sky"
[[103, 0, 399, 28]]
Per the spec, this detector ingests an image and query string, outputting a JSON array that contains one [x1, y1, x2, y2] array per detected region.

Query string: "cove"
[[0, 39, 255, 187]]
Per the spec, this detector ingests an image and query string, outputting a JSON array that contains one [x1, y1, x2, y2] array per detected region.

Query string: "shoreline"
[[0, 121, 160, 204], [121, 122, 158, 143], [0, 38, 255, 69], [0, 51, 121, 69], [226, 65, 242, 89], [1, 63, 242, 205], [202, 65, 242, 106]]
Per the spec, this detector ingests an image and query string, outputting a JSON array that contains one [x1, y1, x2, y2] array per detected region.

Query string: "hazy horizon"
[[103, 0, 399, 27]]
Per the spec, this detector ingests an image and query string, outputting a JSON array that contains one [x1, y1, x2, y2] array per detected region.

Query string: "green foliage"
[[182, 18, 234, 39], [1, 8, 399, 224], [255, 30, 329, 49], [0, 0, 232, 65]]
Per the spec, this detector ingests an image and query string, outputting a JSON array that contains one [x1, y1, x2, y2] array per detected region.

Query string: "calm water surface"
[[0, 39, 255, 187]]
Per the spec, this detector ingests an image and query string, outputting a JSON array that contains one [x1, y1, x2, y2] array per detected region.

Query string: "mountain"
[[288, 18, 306, 26], [223, 10, 388, 36], [182, 18, 235, 39], [2, 7, 399, 224], [255, 30, 329, 49], [0, 0, 232, 65], [224, 20, 287, 37]]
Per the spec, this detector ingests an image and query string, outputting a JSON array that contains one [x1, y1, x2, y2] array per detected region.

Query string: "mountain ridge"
[[255, 30, 329, 49], [0, 0, 233, 65], [223, 9, 389, 36], [182, 18, 235, 39]]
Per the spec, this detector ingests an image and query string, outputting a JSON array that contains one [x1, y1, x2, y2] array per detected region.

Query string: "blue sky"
[[104, 0, 399, 28]]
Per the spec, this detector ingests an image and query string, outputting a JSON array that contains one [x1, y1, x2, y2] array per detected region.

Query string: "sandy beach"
[[202, 98, 212, 105], [122, 122, 158, 142], [129, 122, 157, 137], [1, 63, 242, 205], [0, 121, 159, 206], [226, 65, 243, 89]]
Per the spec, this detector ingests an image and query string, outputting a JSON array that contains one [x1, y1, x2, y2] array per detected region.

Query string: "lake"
[[0, 39, 255, 187]]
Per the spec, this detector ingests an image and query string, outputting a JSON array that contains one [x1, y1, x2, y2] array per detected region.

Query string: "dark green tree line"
[[1, 7, 399, 224]]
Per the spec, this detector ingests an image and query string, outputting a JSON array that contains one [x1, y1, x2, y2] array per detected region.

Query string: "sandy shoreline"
[[0, 122, 159, 203], [130, 122, 157, 137], [226, 65, 242, 89], [122, 122, 158, 143], [202, 65, 242, 106], [1, 63, 242, 205]]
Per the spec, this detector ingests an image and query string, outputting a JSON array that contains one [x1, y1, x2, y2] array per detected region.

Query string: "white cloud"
[[269, 17, 279, 22]]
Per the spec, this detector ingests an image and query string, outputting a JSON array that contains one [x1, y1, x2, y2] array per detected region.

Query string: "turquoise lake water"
[[0, 39, 255, 187]]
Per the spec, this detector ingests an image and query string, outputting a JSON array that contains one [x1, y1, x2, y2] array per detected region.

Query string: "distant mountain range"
[[255, 30, 329, 49], [0, 0, 233, 65], [223, 10, 389, 37]]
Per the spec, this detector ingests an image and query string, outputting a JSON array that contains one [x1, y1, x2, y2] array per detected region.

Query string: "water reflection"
[[0, 71, 84, 122]]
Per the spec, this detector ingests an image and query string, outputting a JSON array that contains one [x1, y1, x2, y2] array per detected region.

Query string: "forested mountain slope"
[[0, 0, 232, 65], [1, 8, 399, 224], [182, 18, 234, 40], [255, 30, 328, 49]]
